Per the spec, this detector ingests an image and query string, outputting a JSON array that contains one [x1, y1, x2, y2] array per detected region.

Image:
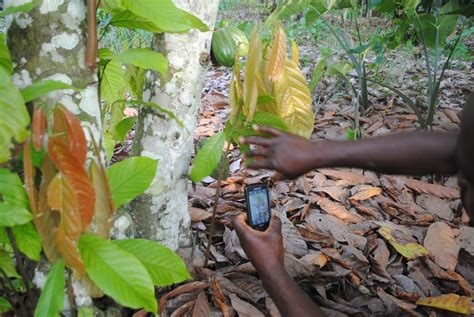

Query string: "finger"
[[247, 148, 268, 158], [231, 213, 252, 235], [246, 158, 274, 170], [240, 136, 273, 147], [253, 125, 284, 137], [268, 214, 282, 234]]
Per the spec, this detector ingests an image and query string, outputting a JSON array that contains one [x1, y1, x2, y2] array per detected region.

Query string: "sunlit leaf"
[[103, 132, 115, 162], [78, 234, 157, 313], [0, 35, 13, 74], [121, 0, 208, 33], [274, 59, 314, 138], [244, 27, 263, 121], [190, 132, 225, 182], [0, 68, 29, 163], [113, 239, 191, 286], [34, 259, 65, 317], [90, 161, 116, 239], [0, 203, 33, 227], [48, 174, 84, 274], [48, 138, 95, 230], [229, 60, 243, 123], [0, 249, 20, 278], [107, 157, 158, 208], [379, 227, 429, 260], [416, 294, 472, 315], [0, 168, 30, 209], [268, 22, 287, 81], [110, 10, 163, 33], [21, 80, 77, 103], [290, 39, 300, 65], [53, 107, 88, 166], [113, 49, 167, 76], [100, 59, 125, 106]]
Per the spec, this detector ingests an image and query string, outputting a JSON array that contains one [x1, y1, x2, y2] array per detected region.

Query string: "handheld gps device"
[[244, 183, 271, 231]]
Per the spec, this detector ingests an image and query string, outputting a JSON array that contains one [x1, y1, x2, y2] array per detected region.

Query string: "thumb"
[[268, 214, 282, 234], [231, 213, 251, 236]]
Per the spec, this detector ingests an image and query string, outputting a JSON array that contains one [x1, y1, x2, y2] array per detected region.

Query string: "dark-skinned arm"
[[232, 214, 326, 317], [241, 126, 458, 179]]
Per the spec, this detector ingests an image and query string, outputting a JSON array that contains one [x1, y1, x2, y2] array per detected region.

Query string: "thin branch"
[[67, 269, 78, 317]]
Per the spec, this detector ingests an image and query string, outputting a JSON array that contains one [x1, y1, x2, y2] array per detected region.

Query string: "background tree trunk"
[[130, 0, 220, 250], [6, 0, 102, 148]]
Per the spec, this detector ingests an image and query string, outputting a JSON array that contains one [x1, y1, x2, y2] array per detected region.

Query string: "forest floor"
[[152, 8, 474, 317]]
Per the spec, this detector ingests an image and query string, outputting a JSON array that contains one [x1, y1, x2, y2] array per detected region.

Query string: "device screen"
[[247, 186, 270, 228]]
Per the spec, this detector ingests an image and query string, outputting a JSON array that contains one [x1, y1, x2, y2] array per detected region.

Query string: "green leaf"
[[78, 234, 157, 313], [110, 10, 163, 33], [251, 112, 288, 131], [114, 49, 167, 76], [12, 222, 41, 261], [0, 204, 33, 227], [121, 0, 208, 33], [115, 117, 137, 143], [34, 259, 65, 317], [348, 44, 371, 55], [103, 132, 115, 162], [100, 59, 125, 106], [0, 68, 29, 163], [113, 239, 191, 287], [326, 62, 353, 78], [0, 297, 12, 314], [414, 14, 459, 48], [0, 249, 20, 279], [20, 80, 78, 103], [0, 35, 13, 74], [0, 1, 38, 18], [107, 157, 158, 208], [309, 58, 326, 91], [190, 132, 225, 182], [0, 169, 30, 209]]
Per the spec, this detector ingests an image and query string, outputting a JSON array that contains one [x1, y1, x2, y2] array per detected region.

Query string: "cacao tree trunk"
[[130, 0, 220, 250], [6, 0, 102, 148]]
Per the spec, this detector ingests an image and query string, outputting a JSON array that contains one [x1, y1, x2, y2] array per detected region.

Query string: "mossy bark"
[[130, 0, 220, 250]]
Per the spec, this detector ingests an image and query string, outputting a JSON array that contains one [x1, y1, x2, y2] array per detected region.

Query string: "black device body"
[[244, 183, 271, 231]]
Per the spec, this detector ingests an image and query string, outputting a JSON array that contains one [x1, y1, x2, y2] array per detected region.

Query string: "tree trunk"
[[130, 0, 220, 250], [6, 0, 102, 147]]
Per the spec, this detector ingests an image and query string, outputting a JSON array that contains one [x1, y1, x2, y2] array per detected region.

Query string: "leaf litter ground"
[[128, 14, 474, 317]]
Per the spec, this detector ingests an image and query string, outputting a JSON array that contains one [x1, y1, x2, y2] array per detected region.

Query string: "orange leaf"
[[90, 160, 116, 238], [48, 173, 84, 274], [37, 155, 61, 263], [23, 140, 38, 216], [32, 107, 47, 151], [416, 294, 472, 315], [53, 106, 87, 165], [49, 137, 95, 229], [268, 22, 287, 81]]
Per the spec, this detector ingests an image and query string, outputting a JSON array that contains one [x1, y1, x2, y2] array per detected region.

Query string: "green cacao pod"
[[211, 27, 249, 67]]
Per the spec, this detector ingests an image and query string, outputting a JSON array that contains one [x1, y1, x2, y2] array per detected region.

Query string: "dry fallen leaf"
[[189, 206, 213, 222], [349, 186, 382, 201], [317, 198, 364, 223], [318, 168, 370, 184], [192, 292, 211, 317], [424, 222, 459, 271], [416, 294, 473, 315], [379, 227, 429, 260], [404, 179, 460, 199], [300, 251, 329, 268], [229, 294, 264, 317]]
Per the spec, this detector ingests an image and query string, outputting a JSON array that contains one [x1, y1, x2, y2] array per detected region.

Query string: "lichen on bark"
[[129, 0, 220, 251]]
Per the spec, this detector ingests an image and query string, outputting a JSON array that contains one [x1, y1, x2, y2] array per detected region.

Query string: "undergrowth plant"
[[191, 22, 315, 265], [0, 0, 210, 314]]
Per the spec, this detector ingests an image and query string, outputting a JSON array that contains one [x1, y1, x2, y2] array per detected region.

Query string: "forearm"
[[312, 131, 458, 175], [258, 263, 325, 317]]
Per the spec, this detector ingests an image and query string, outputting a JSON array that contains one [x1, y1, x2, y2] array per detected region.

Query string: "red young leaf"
[[48, 173, 85, 274], [32, 107, 47, 151], [90, 160, 116, 238], [48, 137, 95, 230], [53, 106, 87, 165], [37, 155, 61, 263]]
